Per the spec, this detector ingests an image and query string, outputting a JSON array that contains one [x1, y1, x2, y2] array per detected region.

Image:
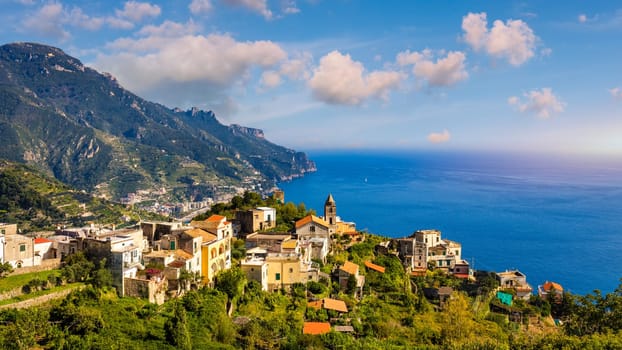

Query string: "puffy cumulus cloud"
[[508, 88, 565, 118], [308, 51, 402, 105], [462, 12, 538, 66], [189, 0, 213, 15], [279, 52, 313, 80], [610, 87, 622, 99], [397, 49, 468, 87], [223, 0, 273, 19], [22, 3, 69, 40], [137, 20, 201, 37], [115, 1, 161, 22], [95, 33, 286, 108], [260, 70, 282, 88], [67, 8, 105, 30], [21, 3, 106, 40], [427, 129, 451, 144]]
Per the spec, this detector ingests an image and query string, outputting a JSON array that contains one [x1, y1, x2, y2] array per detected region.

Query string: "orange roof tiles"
[[322, 298, 348, 313], [364, 261, 385, 273], [543, 281, 563, 292], [174, 249, 193, 260], [339, 261, 359, 276], [295, 215, 329, 229], [34, 237, 52, 244], [303, 322, 331, 335], [207, 215, 226, 222], [186, 228, 218, 244]]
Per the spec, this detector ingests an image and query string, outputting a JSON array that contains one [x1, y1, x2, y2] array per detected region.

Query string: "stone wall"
[[7, 258, 61, 276], [0, 285, 82, 310], [124, 277, 167, 305]]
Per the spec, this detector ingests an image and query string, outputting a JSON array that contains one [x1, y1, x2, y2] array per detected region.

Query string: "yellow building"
[[190, 215, 232, 285]]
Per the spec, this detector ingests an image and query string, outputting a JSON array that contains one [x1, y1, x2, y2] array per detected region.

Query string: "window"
[[436, 237, 439, 242], [289, 268, 293, 273], [1, 229, 5, 235], [194, 242, 197, 254], [170, 241, 176, 250], [19, 244, 26, 252], [276, 273, 281, 281], [425, 238, 428, 243], [310, 226, 315, 233]]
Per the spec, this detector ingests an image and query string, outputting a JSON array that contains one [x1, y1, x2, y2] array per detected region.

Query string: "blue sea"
[[279, 150, 622, 296]]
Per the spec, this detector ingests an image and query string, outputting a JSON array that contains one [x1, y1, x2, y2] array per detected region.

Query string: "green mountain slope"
[[0, 42, 315, 200], [0, 160, 163, 231]]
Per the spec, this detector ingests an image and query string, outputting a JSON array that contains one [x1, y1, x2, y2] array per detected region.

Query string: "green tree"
[[165, 302, 191, 350], [215, 267, 247, 302], [0, 262, 13, 278]]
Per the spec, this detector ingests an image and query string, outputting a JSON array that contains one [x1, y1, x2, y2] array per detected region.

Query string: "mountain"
[[0, 42, 315, 201]]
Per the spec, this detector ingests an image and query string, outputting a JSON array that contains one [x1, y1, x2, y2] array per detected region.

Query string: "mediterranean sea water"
[[278, 151, 622, 296]]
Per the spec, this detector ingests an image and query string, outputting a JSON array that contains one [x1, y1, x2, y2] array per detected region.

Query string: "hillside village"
[[3, 190, 622, 349], [2, 191, 555, 317]]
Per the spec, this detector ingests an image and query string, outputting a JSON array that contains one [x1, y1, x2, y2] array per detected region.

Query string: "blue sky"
[[2, 1, 622, 154]]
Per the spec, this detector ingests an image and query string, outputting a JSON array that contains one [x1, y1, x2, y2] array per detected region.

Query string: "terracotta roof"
[[295, 215, 329, 229], [167, 260, 185, 268], [543, 281, 563, 292], [322, 298, 348, 313], [303, 322, 331, 335], [339, 261, 359, 276], [364, 261, 385, 273], [341, 231, 360, 236], [174, 249, 193, 260], [185, 228, 218, 244], [34, 237, 52, 244], [307, 300, 322, 309], [453, 273, 470, 279], [207, 215, 226, 222], [184, 228, 207, 238]]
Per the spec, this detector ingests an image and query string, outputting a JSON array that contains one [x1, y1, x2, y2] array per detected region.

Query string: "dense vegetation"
[[0, 160, 164, 231], [1, 237, 622, 349]]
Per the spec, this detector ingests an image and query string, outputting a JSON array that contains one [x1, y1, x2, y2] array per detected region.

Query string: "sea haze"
[[278, 150, 622, 296]]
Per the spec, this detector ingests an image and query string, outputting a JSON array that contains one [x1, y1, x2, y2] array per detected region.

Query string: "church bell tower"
[[324, 193, 337, 226]]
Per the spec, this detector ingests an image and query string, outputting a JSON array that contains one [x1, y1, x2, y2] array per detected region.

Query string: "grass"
[[0, 282, 84, 306], [0, 269, 61, 293]]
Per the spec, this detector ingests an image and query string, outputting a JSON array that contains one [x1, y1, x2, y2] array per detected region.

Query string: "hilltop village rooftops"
[[295, 215, 330, 229]]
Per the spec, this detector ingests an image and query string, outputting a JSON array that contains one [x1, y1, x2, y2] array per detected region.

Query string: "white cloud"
[[397, 49, 468, 87], [281, 0, 300, 14], [462, 12, 538, 66], [95, 33, 287, 109], [22, 3, 69, 40], [578, 14, 588, 23], [189, 0, 213, 15], [106, 17, 134, 29], [260, 70, 282, 88], [610, 87, 622, 99], [222, 0, 273, 19], [428, 129, 451, 143], [308, 50, 402, 105], [115, 1, 161, 22], [508, 88, 565, 118], [137, 20, 201, 37], [279, 52, 313, 80], [67, 8, 105, 31]]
